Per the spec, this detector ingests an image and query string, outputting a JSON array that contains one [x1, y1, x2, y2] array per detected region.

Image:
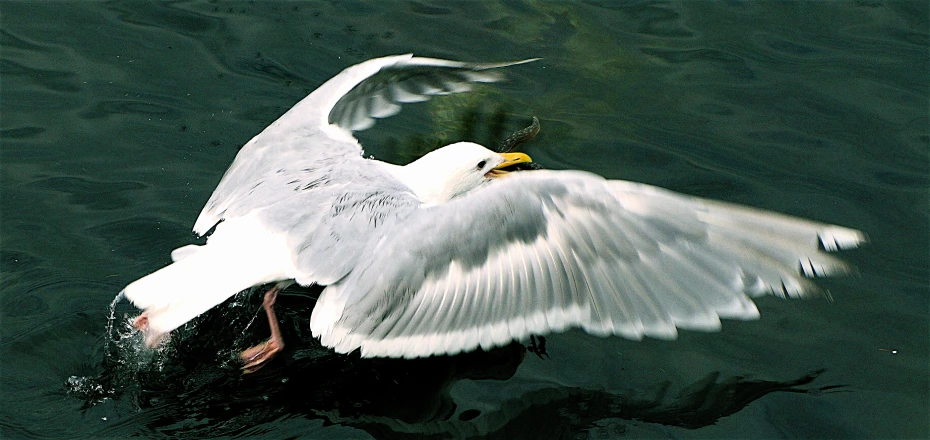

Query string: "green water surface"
[[1, 1, 927, 438]]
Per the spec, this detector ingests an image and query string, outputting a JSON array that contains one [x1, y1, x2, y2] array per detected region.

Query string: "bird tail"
[[121, 250, 250, 338], [120, 217, 298, 342]]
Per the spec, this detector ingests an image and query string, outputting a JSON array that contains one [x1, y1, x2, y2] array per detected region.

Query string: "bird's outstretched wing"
[[120, 55, 538, 338], [193, 54, 537, 235], [311, 170, 865, 358]]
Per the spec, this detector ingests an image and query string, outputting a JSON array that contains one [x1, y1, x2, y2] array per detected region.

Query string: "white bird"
[[120, 54, 865, 373]]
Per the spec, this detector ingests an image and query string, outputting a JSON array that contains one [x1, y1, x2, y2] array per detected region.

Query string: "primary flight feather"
[[119, 54, 864, 370]]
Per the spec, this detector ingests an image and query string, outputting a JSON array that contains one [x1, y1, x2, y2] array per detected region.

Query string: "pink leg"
[[133, 311, 166, 347], [241, 284, 285, 374], [133, 312, 149, 331]]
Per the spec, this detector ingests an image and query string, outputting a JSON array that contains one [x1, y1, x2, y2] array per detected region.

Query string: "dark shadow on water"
[[68, 284, 843, 439]]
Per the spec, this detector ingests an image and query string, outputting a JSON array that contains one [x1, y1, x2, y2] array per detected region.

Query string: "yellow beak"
[[487, 152, 533, 178], [498, 152, 532, 168]]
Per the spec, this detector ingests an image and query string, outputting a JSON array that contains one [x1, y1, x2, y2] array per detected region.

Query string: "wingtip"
[[819, 226, 867, 252], [400, 55, 540, 71], [473, 57, 541, 70]]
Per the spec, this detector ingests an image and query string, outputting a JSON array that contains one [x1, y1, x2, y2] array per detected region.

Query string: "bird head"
[[402, 142, 532, 204]]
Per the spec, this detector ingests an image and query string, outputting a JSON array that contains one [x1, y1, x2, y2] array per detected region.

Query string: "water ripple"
[[29, 177, 147, 211]]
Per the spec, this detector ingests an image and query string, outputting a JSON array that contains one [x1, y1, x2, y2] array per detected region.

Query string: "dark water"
[[2, 1, 927, 438]]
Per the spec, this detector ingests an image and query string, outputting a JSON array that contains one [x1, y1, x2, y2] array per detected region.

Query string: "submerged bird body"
[[121, 55, 864, 363]]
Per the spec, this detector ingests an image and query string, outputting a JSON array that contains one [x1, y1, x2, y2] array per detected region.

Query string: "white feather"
[[122, 215, 297, 336]]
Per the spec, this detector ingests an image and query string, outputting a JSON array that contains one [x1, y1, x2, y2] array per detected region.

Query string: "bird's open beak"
[[486, 152, 533, 178]]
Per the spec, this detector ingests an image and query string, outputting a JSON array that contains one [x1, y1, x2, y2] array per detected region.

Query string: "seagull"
[[120, 54, 865, 373]]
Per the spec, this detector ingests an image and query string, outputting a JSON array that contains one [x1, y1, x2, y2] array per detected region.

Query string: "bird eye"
[[476, 160, 487, 170]]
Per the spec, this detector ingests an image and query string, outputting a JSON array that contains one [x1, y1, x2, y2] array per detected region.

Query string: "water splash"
[[67, 293, 180, 410], [65, 374, 113, 405], [103, 292, 174, 372]]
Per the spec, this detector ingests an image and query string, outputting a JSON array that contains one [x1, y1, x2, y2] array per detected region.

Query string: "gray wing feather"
[[313, 170, 865, 358], [327, 57, 535, 131]]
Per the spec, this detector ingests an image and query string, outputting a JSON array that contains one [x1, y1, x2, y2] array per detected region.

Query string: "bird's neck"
[[376, 160, 453, 206]]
